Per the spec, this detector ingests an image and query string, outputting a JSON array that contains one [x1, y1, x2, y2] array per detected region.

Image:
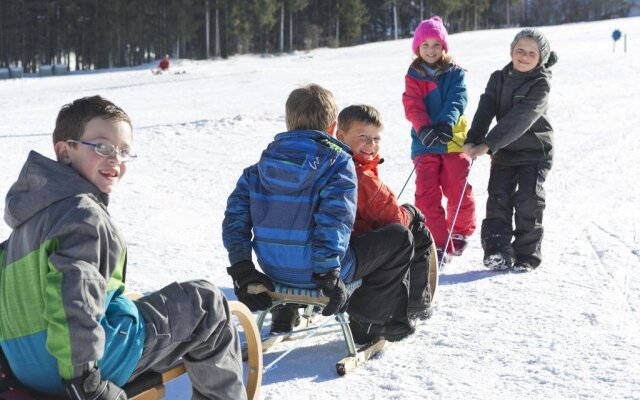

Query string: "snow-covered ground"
[[1, 17, 639, 400]]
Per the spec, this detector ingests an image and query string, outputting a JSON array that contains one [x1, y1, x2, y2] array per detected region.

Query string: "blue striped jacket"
[[223, 130, 357, 288]]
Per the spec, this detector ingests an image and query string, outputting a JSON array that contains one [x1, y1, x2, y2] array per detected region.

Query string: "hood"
[[5, 151, 107, 229], [257, 130, 351, 194]]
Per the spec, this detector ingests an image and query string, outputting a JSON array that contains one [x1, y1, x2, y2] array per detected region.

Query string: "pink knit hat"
[[412, 16, 449, 55]]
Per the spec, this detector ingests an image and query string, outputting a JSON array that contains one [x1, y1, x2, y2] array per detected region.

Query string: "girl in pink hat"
[[402, 16, 476, 264]]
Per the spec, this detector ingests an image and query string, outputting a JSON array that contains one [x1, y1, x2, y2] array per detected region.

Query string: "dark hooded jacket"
[[465, 62, 554, 166]]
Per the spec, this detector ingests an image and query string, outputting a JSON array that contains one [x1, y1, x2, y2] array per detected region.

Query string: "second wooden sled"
[[248, 281, 386, 376]]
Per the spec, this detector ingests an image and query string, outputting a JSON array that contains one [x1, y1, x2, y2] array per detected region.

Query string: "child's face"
[[511, 37, 541, 73], [56, 117, 133, 193], [418, 38, 444, 65], [337, 121, 382, 161]]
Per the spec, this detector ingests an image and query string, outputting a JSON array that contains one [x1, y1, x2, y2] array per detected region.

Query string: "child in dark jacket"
[[0, 96, 245, 400], [336, 104, 436, 319], [463, 28, 558, 273], [223, 84, 415, 344], [402, 16, 476, 262]]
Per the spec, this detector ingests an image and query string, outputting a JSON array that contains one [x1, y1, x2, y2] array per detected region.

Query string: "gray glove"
[[63, 367, 127, 400]]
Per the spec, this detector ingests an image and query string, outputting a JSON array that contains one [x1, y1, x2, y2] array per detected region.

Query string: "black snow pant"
[[347, 224, 414, 329], [407, 221, 434, 312], [481, 162, 550, 268]]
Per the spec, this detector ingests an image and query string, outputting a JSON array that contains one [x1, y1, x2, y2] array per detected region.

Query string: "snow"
[[1, 17, 639, 400]]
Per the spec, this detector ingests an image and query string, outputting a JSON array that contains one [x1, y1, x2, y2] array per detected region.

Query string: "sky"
[[0, 16, 639, 400]]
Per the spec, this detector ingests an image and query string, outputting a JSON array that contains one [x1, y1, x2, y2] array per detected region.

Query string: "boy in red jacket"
[[336, 105, 435, 318]]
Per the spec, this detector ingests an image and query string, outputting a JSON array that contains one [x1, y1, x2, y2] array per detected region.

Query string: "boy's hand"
[[463, 143, 490, 160], [227, 260, 274, 311], [311, 270, 348, 316], [63, 367, 127, 400]]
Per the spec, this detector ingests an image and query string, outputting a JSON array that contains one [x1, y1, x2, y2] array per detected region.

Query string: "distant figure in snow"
[[463, 28, 558, 273], [0, 95, 246, 399], [223, 84, 416, 345], [336, 104, 436, 320], [402, 16, 476, 265], [159, 54, 170, 72]]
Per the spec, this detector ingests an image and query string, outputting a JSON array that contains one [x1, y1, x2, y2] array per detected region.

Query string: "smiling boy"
[[0, 96, 245, 400], [463, 28, 557, 272], [336, 105, 436, 319]]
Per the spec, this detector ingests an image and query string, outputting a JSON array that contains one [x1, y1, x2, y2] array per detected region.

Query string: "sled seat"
[[0, 301, 261, 400], [249, 280, 386, 375]]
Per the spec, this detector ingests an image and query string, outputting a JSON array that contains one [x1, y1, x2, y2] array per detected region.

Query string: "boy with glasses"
[[0, 96, 245, 400], [223, 84, 416, 345]]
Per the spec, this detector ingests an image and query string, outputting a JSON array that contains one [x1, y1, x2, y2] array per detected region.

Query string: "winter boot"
[[348, 318, 416, 345], [512, 263, 534, 273], [269, 304, 301, 334], [483, 253, 512, 271], [451, 234, 469, 256], [436, 248, 452, 267]]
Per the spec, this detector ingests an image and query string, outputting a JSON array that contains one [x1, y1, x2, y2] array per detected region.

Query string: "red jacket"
[[352, 153, 412, 235], [159, 58, 170, 70]]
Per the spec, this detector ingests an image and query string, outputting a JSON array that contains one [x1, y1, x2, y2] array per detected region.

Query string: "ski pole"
[[439, 159, 474, 271], [397, 154, 424, 200]]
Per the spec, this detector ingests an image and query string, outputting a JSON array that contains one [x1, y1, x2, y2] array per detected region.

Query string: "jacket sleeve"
[[437, 68, 468, 127], [357, 174, 412, 230], [484, 77, 550, 152], [402, 71, 432, 132], [312, 157, 357, 273], [45, 207, 117, 380], [465, 72, 499, 145], [222, 168, 254, 265]]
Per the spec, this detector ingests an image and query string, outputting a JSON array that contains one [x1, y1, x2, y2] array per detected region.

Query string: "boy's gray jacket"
[[0, 151, 144, 396], [466, 63, 554, 166]]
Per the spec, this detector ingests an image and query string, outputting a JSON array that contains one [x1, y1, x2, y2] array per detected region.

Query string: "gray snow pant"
[[131, 280, 246, 400]]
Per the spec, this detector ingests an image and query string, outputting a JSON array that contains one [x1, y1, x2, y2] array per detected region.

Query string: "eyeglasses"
[[66, 140, 137, 162]]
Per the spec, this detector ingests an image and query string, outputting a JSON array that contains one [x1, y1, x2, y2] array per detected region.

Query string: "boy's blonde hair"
[[53, 95, 131, 144], [337, 105, 384, 133], [285, 84, 338, 131]]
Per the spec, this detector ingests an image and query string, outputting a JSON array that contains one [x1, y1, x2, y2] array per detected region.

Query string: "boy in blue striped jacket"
[[223, 84, 416, 344]]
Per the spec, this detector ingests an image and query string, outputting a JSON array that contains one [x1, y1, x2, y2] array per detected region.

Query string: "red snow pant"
[[414, 152, 476, 253]]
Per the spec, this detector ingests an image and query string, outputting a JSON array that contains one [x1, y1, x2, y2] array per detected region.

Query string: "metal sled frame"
[[0, 300, 262, 400], [251, 281, 386, 376]]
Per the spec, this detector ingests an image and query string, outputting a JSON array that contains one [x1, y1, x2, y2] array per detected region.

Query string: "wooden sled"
[[248, 281, 386, 376], [0, 300, 262, 400]]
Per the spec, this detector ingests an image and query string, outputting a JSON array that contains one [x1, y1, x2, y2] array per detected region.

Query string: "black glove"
[[311, 270, 348, 316], [227, 260, 274, 311], [63, 367, 127, 400], [433, 123, 453, 144], [417, 126, 440, 148], [401, 203, 425, 226]]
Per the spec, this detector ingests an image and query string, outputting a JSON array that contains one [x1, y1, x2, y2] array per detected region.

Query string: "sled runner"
[[248, 280, 387, 376], [0, 300, 262, 400]]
